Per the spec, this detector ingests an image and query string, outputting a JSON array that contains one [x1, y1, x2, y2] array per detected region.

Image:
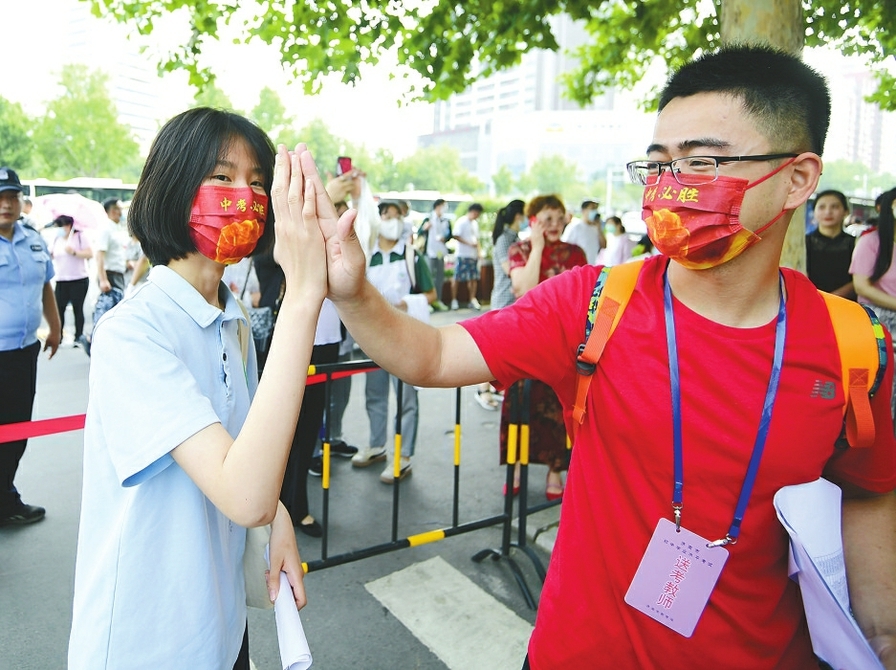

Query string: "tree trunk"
[[720, 0, 807, 271]]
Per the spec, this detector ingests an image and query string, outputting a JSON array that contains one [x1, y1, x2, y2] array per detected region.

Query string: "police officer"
[[0, 167, 61, 525]]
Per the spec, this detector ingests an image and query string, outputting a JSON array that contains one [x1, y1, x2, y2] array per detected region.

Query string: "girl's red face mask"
[[188, 185, 268, 265], [641, 158, 795, 270]]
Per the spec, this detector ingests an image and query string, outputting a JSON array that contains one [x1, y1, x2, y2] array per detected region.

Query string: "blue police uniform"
[[0, 220, 54, 517]]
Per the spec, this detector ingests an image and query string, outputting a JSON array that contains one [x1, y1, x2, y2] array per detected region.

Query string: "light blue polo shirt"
[[0, 221, 54, 351], [69, 265, 258, 669]]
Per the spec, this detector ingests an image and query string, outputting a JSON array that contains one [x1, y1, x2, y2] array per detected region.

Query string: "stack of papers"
[[773, 478, 883, 670], [265, 546, 313, 670]]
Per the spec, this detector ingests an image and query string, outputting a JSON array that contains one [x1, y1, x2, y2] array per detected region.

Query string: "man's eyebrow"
[[645, 138, 732, 155]]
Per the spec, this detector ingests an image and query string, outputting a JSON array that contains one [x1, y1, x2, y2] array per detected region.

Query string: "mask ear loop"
[[746, 157, 800, 237]]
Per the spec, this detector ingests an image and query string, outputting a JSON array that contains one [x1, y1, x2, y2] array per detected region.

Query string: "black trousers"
[[55, 277, 89, 339], [279, 342, 339, 521], [0, 342, 40, 511], [232, 625, 249, 670]]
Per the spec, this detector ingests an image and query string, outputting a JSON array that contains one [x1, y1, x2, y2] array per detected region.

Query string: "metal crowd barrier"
[[0, 360, 560, 609]]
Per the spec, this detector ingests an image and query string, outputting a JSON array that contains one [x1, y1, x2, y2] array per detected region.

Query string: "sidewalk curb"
[[511, 504, 560, 554]]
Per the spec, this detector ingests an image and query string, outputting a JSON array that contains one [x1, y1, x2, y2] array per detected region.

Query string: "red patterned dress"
[[501, 240, 587, 469]]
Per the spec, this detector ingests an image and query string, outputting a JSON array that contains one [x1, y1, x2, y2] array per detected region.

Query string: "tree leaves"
[[90, 0, 896, 110], [0, 98, 37, 171], [31, 65, 141, 179]]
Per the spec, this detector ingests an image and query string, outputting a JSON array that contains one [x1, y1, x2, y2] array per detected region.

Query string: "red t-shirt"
[[461, 255, 896, 669]]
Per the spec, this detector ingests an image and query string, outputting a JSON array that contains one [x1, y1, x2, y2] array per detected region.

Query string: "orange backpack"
[[571, 260, 887, 450]]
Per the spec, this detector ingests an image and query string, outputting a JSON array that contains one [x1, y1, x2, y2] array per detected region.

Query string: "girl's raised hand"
[[271, 143, 329, 304]]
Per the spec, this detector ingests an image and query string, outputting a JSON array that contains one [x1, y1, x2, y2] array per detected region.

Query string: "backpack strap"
[[571, 260, 645, 437], [819, 292, 886, 449]]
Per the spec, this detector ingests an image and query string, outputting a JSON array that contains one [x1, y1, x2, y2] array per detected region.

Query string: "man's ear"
[[784, 152, 823, 210]]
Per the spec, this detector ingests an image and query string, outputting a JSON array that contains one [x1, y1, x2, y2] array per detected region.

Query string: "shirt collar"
[[147, 265, 246, 328], [372, 238, 407, 257]]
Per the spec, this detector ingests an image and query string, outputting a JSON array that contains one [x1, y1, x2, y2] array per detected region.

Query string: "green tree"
[[392, 146, 484, 193], [250, 87, 294, 146], [518, 154, 582, 199], [89, 1, 896, 109], [33, 64, 140, 179], [0, 97, 36, 172], [193, 82, 239, 112], [817, 159, 896, 198], [296, 118, 349, 178], [492, 165, 516, 197]]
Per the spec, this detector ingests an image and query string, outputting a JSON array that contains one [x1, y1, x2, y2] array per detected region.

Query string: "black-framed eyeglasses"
[[626, 153, 799, 187]]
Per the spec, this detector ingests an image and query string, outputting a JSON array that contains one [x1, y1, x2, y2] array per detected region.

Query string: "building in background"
[[63, 2, 166, 151], [419, 15, 652, 197], [804, 49, 896, 192], [421, 21, 896, 201]]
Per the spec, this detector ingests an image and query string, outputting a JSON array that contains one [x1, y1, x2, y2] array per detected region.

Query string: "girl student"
[[68, 108, 338, 668]]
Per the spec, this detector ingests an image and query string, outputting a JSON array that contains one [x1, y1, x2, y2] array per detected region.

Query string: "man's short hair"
[[468, 203, 483, 213], [128, 107, 276, 266], [433, 198, 446, 209], [581, 200, 598, 210], [658, 44, 831, 156], [102, 197, 120, 213]]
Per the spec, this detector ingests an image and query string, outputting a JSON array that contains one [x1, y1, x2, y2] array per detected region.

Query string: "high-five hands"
[[270, 144, 334, 305]]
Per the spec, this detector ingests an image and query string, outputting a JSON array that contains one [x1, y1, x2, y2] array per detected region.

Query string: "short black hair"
[[659, 44, 831, 155], [103, 197, 120, 213], [814, 189, 848, 212], [433, 198, 446, 209], [129, 107, 276, 266], [378, 201, 401, 216], [468, 203, 483, 213], [581, 200, 598, 210]]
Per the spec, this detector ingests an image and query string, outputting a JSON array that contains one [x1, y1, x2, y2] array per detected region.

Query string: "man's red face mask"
[[642, 158, 795, 270]]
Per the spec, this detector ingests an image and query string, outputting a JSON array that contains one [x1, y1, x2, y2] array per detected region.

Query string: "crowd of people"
[[2, 42, 896, 670]]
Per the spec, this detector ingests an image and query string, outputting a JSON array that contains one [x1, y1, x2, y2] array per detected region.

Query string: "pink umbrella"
[[33, 193, 109, 231]]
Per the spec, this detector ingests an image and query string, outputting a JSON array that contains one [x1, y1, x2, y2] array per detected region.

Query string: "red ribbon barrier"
[[0, 414, 86, 443], [0, 365, 380, 444]]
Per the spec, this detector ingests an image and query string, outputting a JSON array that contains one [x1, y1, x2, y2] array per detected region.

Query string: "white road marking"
[[365, 556, 533, 670]]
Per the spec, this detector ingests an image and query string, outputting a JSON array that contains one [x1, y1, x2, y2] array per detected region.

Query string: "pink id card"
[[624, 518, 729, 637]]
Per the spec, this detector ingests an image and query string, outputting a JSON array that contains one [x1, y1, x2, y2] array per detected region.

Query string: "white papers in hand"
[[273, 570, 313, 670], [264, 546, 313, 670], [773, 478, 883, 670]]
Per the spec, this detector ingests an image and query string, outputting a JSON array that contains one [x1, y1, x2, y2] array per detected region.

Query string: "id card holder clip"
[[624, 518, 729, 637]]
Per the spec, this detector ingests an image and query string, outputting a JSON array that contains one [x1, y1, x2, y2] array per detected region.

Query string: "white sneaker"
[[450, 299, 459, 310], [380, 457, 412, 483], [475, 388, 499, 410], [469, 297, 481, 310], [352, 446, 387, 468]]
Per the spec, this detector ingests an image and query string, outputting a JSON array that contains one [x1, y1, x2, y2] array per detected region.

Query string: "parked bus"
[[21, 178, 137, 204]]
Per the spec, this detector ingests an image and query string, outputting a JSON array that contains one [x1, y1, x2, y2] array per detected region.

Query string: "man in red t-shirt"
[[310, 45, 896, 669]]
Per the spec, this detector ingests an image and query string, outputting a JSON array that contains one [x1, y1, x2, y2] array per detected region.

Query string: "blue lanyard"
[[663, 269, 786, 547]]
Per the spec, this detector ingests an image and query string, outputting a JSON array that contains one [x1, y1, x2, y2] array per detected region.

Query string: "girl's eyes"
[[207, 175, 265, 190]]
